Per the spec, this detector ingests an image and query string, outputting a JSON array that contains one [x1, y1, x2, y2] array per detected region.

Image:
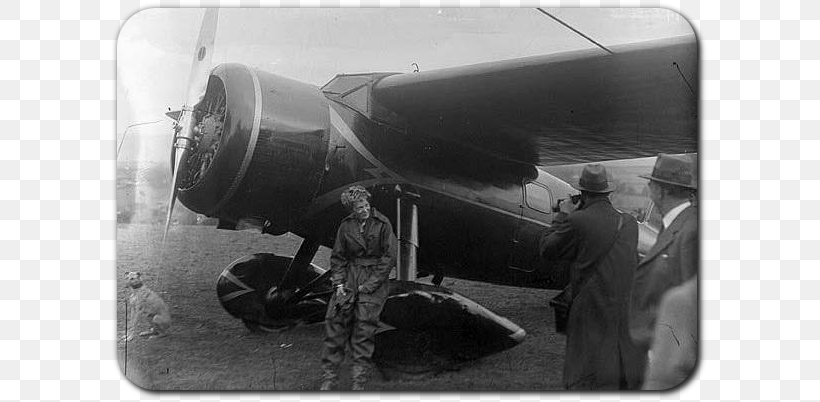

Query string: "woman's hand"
[[335, 285, 346, 298]]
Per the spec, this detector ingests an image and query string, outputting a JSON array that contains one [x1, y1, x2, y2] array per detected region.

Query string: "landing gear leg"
[[280, 238, 321, 289], [262, 237, 322, 315], [396, 187, 420, 282]]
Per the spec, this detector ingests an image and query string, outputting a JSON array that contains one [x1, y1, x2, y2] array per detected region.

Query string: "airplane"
[[158, 9, 697, 372]]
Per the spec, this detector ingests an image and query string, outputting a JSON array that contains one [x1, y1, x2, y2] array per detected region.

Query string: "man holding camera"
[[539, 164, 643, 390]]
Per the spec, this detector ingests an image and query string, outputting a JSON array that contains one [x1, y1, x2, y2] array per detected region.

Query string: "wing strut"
[[536, 8, 613, 55], [673, 61, 696, 96]]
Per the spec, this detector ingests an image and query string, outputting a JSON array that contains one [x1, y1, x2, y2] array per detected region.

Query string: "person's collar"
[[370, 208, 390, 223], [343, 207, 385, 223], [342, 207, 389, 225], [662, 201, 691, 229], [582, 196, 610, 209]]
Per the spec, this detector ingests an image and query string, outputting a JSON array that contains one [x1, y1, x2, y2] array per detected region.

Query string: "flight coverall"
[[321, 208, 397, 387]]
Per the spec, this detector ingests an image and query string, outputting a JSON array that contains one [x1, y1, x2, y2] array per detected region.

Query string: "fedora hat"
[[574, 164, 616, 193], [640, 153, 697, 189]]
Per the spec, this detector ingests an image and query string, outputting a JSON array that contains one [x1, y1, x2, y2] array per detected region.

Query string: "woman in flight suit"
[[320, 185, 397, 391]]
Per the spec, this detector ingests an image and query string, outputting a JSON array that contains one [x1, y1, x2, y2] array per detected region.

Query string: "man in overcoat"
[[540, 164, 643, 390], [641, 276, 698, 390], [629, 153, 698, 389]]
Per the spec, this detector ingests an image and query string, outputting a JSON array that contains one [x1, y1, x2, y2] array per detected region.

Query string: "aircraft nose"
[[176, 63, 331, 230]]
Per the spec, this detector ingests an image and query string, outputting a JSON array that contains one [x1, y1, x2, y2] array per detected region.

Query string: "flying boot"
[[319, 365, 338, 391], [351, 364, 369, 391]]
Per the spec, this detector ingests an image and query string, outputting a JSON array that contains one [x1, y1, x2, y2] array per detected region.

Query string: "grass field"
[[117, 224, 565, 391]]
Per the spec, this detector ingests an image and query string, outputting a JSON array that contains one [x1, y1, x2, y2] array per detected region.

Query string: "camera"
[[552, 194, 583, 212]]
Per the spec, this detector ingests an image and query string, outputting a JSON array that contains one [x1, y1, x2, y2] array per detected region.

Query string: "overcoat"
[[629, 205, 698, 376], [642, 277, 698, 390], [321, 207, 397, 382], [540, 197, 643, 390]]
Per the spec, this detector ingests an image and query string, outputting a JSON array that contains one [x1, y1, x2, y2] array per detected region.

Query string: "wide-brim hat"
[[640, 153, 697, 189], [573, 163, 616, 193]]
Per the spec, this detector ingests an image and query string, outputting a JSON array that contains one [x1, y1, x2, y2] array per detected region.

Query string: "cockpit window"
[[321, 75, 372, 95], [524, 182, 552, 214]]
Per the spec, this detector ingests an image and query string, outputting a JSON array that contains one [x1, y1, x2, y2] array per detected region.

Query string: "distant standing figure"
[[320, 185, 397, 391], [629, 153, 698, 388], [539, 164, 642, 390]]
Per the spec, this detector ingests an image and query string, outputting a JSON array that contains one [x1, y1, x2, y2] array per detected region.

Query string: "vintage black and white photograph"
[[116, 8, 698, 391]]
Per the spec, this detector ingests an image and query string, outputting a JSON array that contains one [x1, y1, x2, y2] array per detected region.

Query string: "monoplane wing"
[[372, 35, 697, 166]]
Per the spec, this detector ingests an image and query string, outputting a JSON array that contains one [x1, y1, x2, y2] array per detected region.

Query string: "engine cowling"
[[177, 64, 331, 233]]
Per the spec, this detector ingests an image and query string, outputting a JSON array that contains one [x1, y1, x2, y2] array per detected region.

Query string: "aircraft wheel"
[[216, 253, 329, 331]]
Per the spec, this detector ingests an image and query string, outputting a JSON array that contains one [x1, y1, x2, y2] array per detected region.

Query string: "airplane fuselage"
[[176, 65, 614, 291]]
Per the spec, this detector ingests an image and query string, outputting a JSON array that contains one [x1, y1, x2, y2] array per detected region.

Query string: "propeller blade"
[[162, 148, 184, 242], [163, 9, 219, 243], [185, 8, 219, 107]]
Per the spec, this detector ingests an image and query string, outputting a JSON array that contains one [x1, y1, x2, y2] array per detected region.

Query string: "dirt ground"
[[116, 223, 565, 391]]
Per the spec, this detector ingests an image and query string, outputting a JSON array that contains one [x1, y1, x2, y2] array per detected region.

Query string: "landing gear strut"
[[265, 237, 331, 308], [396, 186, 420, 282], [280, 238, 321, 290]]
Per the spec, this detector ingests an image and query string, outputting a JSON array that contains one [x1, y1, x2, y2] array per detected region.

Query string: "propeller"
[[163, 9, 219, 243]]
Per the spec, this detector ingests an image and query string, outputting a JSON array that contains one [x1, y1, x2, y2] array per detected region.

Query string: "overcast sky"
[[116, 8, 694, 164]]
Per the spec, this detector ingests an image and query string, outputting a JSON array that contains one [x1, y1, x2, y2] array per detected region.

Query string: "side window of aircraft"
[[524, 182, 553, 214]]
